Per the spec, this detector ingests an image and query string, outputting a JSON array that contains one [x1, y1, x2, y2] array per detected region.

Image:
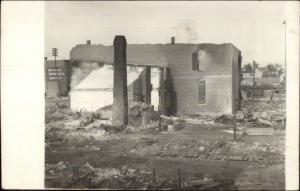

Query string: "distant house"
[[256, 77, 281, 87], [242, 70, 262, 79], [241, 69, 263, 86], [242, 77, 281, 87], [241, 75, 284, 100], [241, 79, 255, 86]]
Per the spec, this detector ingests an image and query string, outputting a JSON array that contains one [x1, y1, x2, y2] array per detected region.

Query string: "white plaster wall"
[[151, 90, 159, 110], [70, 91, 113, 112], [70, 64, 144, 112], [151, 68, 160, 110]]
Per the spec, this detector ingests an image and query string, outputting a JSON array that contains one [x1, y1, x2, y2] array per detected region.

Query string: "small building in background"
[[44, 59, 71, 98], [256, 77, 281, 87], [242, 70, 263, 79]]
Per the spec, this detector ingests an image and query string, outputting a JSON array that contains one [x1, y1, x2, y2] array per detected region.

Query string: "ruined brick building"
[[46, 37, 242, 115]]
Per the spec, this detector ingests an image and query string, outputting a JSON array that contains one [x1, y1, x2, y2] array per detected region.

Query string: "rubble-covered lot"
[[45, 100, 285, 190]]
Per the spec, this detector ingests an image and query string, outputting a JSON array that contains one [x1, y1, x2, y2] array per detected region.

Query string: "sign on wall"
[[47, 67, 65, 81]]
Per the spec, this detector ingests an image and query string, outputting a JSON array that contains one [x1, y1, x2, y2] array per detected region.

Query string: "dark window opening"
[[192, 52, 199, 71], [198, 80, 205, 104]]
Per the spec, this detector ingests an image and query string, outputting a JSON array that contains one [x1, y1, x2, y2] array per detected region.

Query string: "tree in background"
[[243, 62, 284, 78], [243, 63, 253, 73], [266, 63, 283, 77], [261, 66, 269, 77]]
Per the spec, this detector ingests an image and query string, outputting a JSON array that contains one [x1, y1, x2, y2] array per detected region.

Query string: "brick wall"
[[69, 43, 241, 114], [165, 44, 239, 114]]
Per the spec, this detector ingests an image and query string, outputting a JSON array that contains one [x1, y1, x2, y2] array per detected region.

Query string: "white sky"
[[45, 1, 289, 66]]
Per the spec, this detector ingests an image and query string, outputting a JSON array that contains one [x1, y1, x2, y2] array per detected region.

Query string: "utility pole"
[[282, 19, 287, 97], [252, 61, 256, 100], [44, 57, 48, 99], [283, 20, 287, 74], [52, 48, 60, 98], [282, 20, 287, 124]]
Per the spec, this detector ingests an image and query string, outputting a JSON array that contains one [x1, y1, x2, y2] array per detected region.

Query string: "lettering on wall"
[[47, 67, 65, 81]]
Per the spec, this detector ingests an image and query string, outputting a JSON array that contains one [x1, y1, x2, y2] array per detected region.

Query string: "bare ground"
[[45, 116, 285, 190]]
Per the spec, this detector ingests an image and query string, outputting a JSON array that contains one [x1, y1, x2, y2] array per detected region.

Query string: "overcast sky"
[[45, 1, 289, 66]]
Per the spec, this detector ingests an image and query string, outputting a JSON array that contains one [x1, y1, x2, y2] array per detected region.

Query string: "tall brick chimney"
[[112, 35, 128, 127]]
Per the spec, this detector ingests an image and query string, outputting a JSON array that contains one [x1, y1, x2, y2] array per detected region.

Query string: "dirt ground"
[[45, 99, 285, 190]]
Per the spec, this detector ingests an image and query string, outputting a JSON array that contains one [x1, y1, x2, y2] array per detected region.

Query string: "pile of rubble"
[[46, 105, 111, 128], [78, 145, 101, 152], [46, 108, 116, 150], [45, 161, 225, 190], [173, 101, 285, 129], [76, 108, 105, 127], [241, 102, 285, 127], [177, 112, 218, 125], [45, 104, 80, 123], [131, 139, 284, 163], [126, 121, 159, 132], [129, 101, 152, 111], [66, 129, 111, 142], [159, 115, 185, 130], [45, 162, 161, 189]]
